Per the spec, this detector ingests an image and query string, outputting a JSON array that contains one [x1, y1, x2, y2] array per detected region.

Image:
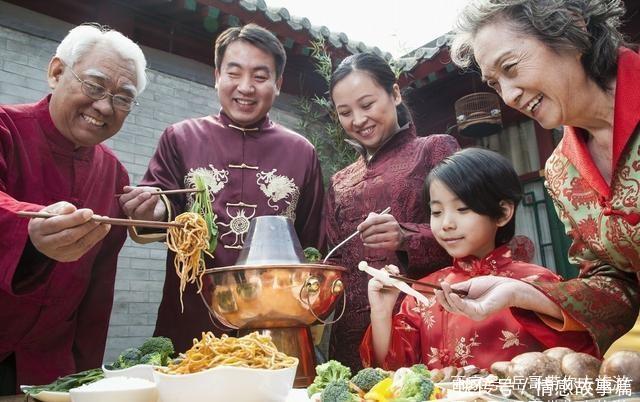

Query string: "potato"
[[441, 366, 458, 382], [600, 351, 640, 392], [430, 368, 444, 383], [508, 352, 563, 378], [490, 361, 511, 378], [561, 352, 601, 379], [544, 347, 575, 363], [508, 352, 563, 400]]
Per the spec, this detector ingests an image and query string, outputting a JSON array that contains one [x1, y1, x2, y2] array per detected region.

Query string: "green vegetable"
[[22, 368, 104, 395], [307, 360, 352, 397], [391, 366, 434, 401], [139, 336, 174, 365], [190, 175, 218, 253], [351, 367, 390, 392], [117, 347, 142, 369], [320, 379, 359, 402], [409, 363, 430, 379], [304, 247, 322, 263], [139, 352, 163, 366]]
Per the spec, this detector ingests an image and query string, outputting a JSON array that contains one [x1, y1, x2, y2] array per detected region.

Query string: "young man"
[[0, 24, 147, 393], [120, 24, 324, 352]]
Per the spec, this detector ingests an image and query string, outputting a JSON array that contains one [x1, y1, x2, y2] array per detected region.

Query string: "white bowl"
[[69, 377, 157, 402], [153, 361, 298, 402], [102, 364, 156, 382]]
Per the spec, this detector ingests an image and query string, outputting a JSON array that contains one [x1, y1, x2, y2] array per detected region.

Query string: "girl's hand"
[[358, 212, 405, 251], [368, 264, 401, 315]]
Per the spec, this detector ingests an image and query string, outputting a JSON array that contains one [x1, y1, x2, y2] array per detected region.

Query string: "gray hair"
[[55, 24, 148, 94], [450, 0, 628, 90]]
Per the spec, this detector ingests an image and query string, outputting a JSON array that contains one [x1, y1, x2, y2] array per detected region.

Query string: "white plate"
[[19, 387, 71, 402], [286, 388, 310, 402]]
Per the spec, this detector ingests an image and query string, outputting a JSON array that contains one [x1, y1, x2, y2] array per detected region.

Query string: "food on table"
[[304, 247, 323, 263], [307, 360, 438, 402], [159, 331, 297, 374], [166, 174, 218, 312], [560, 352, 601, 380], [543, 346, 574, 363], [21, 368, 104, 397], [599, 350, 640, 392], [106, 336, 175, 369]]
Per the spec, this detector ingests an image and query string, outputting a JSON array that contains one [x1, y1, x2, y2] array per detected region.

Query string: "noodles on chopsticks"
[[160, 332, 297, 374], [166, 212, 212, 312], [165, 174, 218, 312]]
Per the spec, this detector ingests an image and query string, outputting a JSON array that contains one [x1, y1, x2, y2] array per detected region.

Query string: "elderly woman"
[[436, 0, 639, 358]]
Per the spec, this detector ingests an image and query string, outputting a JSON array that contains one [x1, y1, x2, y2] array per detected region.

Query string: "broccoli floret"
[[307, 360, 352, 396], [350, 367, 390, 392], [117, 348, 142, 369], [320, 379, 359, 402], [410, 363, 431, 379], [139, 352, 163, 366], [138, 336, 174, 365], [395, 370, 434, 401], [304, 247, 322, 263]]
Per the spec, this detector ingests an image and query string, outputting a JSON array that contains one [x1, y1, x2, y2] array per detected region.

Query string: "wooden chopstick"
[[389, 274, 468, 296], [113, 188, 203, 197], [17, 211, 183, 229]]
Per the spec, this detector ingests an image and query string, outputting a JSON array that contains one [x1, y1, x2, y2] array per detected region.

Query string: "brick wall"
[[0, 2, 307, 363]]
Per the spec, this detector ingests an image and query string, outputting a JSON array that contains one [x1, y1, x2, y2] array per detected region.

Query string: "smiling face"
[[214, 40, 282, 127], [472, 19, 587, 129], [429, 179, 511, 259], [331, 70, 401, 154], [48, 43, 137, 148]]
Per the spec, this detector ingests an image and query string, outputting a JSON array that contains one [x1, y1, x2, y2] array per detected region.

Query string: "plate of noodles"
[[153, 331, 298, 402]]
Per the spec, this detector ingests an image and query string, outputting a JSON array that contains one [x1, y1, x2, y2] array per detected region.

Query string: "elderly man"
[[0, 24, 146, 393], [119, 23, 324, 353]]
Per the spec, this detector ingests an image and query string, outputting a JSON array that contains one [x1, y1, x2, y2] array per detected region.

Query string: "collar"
[[217, 110, 272, 134], [452, 245, 513, 276], [346, 123, 416, 163], [35, 95, 93, 159], [561, 47, 640, 199]]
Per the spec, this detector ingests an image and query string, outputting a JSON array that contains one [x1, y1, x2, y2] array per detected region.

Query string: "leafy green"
[[190, 175, 218, 254], [116, 348, 142, 369], [391, 366, 434, 401], [139, 336, 174, 365], [22, 368, 104, 395]]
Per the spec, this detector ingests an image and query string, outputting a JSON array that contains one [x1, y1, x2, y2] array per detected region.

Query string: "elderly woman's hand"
[[358, 211, 405, 251], [434, 275, 562, 321], [118, 185, 167, 222]]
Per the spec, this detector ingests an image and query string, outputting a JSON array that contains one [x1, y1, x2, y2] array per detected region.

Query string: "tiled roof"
[[394, 34, 450, 73], [231, 0, 394, 60]]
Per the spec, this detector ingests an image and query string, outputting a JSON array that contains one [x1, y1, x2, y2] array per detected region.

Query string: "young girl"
[[361, 148, 598, 370]]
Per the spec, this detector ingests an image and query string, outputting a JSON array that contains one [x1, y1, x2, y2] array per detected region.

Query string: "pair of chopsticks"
[[323, 206, 392, 263], [389, 273, 468, 296], [114, 188, 203, 198], [16, 211, 183, 229]]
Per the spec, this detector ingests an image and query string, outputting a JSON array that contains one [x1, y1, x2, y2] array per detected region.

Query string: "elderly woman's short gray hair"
[[55, 24, 148, 94], [449, 0, 628, 90]]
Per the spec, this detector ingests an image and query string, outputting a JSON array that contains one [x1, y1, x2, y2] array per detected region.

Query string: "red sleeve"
[[139, 126, 187, 216], [323, 182, 342, 263], [360, 296, 423, 370], [72, 169, 129, 371], [293, 146, 325, 251], [0, 113, 48, 294]]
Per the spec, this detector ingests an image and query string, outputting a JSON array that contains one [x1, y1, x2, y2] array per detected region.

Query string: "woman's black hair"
[[426, 148, 523, 246], [329, 52, 412, 126]]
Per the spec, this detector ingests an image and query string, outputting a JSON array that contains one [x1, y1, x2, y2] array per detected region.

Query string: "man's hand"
[[357, 211, 405, 251], [28, 201, 110, 262], [118, 185, 167, 221]]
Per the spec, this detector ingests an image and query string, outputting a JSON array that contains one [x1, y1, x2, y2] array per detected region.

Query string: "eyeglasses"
[[63, 62, 139, 112]]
